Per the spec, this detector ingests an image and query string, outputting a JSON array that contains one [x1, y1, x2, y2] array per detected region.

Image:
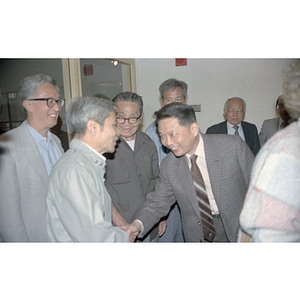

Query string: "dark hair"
[[154, 102, 196, 128], [112, 91, 143, 114], [159, 78, 188, 100]]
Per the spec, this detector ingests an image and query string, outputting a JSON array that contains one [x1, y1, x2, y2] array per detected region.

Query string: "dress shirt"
[[26, 121, 61, 175], [185, 134, 219, 215], [227, 121, 245, 141], [279, 118, 294, 129]]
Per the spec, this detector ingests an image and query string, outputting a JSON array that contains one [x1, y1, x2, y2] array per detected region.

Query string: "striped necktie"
[[190, 154, 215, 242], [233, 125, 239, 136]]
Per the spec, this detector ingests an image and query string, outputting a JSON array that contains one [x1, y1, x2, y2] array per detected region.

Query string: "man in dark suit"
[[122, 103, 254, 242], [206, 97, 260, 156]]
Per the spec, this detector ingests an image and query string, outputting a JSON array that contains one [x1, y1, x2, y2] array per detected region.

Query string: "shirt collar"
[[81, 140, 106, 161], [25, 120, 52, 144], [185, 134, 204, 161]]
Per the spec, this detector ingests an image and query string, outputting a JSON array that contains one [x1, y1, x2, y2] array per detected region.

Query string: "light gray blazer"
[[258, 117, 280, 147], [136, 134, 254, 242], [0, 121, 64, 242]]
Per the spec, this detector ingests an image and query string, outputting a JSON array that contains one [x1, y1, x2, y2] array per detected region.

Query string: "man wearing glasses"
[[0, 74, 64, 242], [104, 92, 166, 242], [259, 95, 294, 147], [206, 97, 260, 156]]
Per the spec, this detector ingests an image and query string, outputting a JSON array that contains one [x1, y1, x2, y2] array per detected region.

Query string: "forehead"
[[115, 101, 140, 114], [35, 83, 59, 96], [158, 117, 181, 132], [228, 98, 244, 108], [163, 87, 184, 98]]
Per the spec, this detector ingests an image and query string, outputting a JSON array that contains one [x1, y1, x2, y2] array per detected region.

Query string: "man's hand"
[[158, 219, 167, 237], [121, 220, 142, 242]]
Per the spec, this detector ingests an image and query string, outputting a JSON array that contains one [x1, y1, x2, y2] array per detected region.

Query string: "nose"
[[164, 135, 173, 148]]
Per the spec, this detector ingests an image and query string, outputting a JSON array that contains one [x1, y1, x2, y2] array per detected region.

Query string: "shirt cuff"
[[133, 219, 144, 236]]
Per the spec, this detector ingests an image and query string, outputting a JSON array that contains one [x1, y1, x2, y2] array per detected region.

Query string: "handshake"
[[119, 219, 167, 242], [120, 221, 142, 242]]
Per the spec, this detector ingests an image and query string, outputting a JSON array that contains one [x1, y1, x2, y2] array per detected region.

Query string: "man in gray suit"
[[259, 95, 294, 146], [0, 74, 64, 242], [122, 103, 254, 242]]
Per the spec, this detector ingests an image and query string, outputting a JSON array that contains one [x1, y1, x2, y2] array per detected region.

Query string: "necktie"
[[233, 125, 239, 136], [190, 154, 215, 242]]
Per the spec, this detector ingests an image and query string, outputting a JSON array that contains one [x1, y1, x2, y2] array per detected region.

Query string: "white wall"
[[134, 58, 294, 133]]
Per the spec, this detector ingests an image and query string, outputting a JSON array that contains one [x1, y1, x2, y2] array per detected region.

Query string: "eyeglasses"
[[226, 109, 245, 114], [28, 98, 65, 108], [116, 115, 142, 124]]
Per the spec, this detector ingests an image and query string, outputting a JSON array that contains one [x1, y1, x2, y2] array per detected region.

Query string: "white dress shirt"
[[186, 134, 219, 215], [227, 121, 245, 141]]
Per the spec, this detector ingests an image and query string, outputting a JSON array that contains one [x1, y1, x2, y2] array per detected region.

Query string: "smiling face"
[[115, 101, 142, 142], [24, 83, 61, 137], [158, 117, 199, 157]]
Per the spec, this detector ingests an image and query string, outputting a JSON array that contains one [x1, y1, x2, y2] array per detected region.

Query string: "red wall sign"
[[175, 58, 187, 67]]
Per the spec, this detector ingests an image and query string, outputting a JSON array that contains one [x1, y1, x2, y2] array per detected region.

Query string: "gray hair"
[[282, 60, 300, 120], [155, 102, 196, 128], [159, 78, 188, 100], [66, 96, 115, 138], [19, 74, 59, 103], [224, 97, 247, 111], [112, 91, 143, 114]]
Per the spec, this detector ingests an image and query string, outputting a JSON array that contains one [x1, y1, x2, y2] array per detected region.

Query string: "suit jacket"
[[136, 134, 254, 242], [0, 121, 64, 242], [206, 120, 260, 156], [258, 117, 280, 147], [105, 131, 160, 241]]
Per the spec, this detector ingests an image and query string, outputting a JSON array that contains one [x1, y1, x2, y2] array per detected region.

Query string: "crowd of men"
[[0, 60, 299, 242]]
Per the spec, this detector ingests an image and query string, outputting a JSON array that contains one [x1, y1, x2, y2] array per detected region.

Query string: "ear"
[[86, 119, 97, 136], [139, 112, 144, 122], [23, 100, 33, 112], [191, 122, 199, 136]]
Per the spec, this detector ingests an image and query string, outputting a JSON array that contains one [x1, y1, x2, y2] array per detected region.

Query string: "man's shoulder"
[[261, 117, 279, 126], [206, 121, 226, 133], [145, 121, 156, 133], [203, 132, 245, 149], [241, 121, 258, 129]]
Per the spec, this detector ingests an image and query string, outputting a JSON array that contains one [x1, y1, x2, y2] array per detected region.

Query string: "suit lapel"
[[19, 122, 48, 178], [241, 121, 251, 145], [202, 135, 222, 206], [220, 121, 228, 134]]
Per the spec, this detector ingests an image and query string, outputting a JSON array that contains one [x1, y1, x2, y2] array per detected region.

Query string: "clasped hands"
[[121, 221, 142, 242], [120, 219, 167, 242]]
